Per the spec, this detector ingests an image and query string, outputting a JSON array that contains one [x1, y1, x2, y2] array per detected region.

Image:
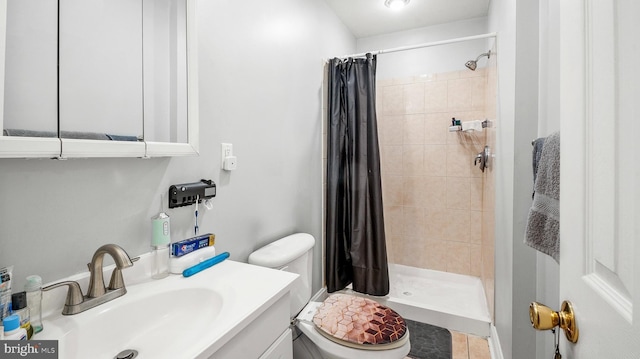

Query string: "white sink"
[[36, 256, 297, 359]]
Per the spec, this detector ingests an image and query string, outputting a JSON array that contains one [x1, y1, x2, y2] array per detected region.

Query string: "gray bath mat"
[[405, 319, 452, 359]]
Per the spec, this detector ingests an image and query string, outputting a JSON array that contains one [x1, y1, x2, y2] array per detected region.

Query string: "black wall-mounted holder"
[[168, 179, 216, 208]]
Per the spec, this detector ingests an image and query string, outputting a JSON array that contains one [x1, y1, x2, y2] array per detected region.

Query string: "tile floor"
[[451, 331, 491, 359], [402, 330, 491, 359]]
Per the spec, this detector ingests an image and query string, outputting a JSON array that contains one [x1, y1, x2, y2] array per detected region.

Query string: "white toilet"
[[248, 233, 411, 359]]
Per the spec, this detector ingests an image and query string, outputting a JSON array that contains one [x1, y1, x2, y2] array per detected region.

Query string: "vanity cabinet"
[[209, 294, 293, 359]]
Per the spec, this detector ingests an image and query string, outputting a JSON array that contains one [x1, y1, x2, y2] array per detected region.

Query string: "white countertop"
[[36, 254, 298, 359]]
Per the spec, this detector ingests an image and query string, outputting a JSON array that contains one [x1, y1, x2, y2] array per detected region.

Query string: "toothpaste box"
[[171, 233, 215, 257]]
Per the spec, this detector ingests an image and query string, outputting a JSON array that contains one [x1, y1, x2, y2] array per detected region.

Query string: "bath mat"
[[405, 319, 452, 359]]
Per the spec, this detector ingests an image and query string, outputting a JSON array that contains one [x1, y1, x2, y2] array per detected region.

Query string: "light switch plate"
[[221, 143, 232, 169]]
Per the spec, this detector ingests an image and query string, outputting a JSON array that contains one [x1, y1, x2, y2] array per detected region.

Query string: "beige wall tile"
[[448, 78, 473, 111], [469, 210, 482, 244], [459, 67, 485, 79], [396, 232, 426, 268], [436, 71, 461, 81], [470, 76, 486, 111], [402, 176, 425, 207], [404, 83, 425, 114], [425, 239, 448, 271], [444, 209, 471, 243], [423, 176, 447, 209], [446, 176, 470, 210], [424, 145, 447, 177], [424, 113, 449, 145], [470, 177, 484, 210], [402, 206, 425, 239], [379, 114, 404, 146], [383, 206, 403, 239], [392, 77, 414, 85], [446, 241, 471, 275], [382, 85, 404, 115], [414, 73, 437, 83], [404, 114, 425, 144], [469, 244, 482, 277], [424, 81, 448, 113], [446, 144, 471, 177], [424, 207, 447, 240], [382, 175, 403, 206], [403, 145, 424, 175], [382, 145, 403, 176], [375, 70, 493, 279]]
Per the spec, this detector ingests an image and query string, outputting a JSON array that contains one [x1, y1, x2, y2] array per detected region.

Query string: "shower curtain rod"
[[331, 32, 497, 60]]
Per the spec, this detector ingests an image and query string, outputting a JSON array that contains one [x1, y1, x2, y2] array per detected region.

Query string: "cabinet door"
[[3, 0, 57, 134], [259, 329, 293, 359], [59, 0, 143, 139]]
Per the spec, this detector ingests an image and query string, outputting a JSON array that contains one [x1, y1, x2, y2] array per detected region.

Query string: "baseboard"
[[488, 324, 504, 359]]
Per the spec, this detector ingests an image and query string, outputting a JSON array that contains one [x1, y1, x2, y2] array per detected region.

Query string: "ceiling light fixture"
[[384, 0, 410, 10]]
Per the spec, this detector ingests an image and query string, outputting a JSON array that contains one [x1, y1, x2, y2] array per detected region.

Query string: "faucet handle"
[[43, 281, 84, 312], [108, 256, 138, 290]]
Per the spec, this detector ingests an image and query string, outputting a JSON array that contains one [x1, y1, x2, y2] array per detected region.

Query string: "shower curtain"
[[325, 53, 389, 296]]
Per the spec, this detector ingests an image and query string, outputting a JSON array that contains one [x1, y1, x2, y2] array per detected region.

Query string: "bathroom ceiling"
[[324, 0, 491, 38]]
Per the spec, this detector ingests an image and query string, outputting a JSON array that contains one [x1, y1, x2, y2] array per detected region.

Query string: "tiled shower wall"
[[377, 69, 491, 278]]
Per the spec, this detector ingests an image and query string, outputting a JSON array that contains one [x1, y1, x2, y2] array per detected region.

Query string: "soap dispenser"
[[151, 196, 171, 279]]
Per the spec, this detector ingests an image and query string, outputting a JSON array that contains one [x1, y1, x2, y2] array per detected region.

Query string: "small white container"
[[169, 246, 216, 274], [3, 315, 27, 340]]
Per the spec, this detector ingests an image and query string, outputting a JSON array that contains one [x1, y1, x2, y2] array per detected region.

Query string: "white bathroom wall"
[[356, 17, 489, 79], [487, 2, 516, 357], [0, 0, 355, 293], [489, 0, 541, 358]]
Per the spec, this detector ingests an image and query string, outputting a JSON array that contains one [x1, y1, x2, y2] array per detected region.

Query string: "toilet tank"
[[248, 233, 315, 318]]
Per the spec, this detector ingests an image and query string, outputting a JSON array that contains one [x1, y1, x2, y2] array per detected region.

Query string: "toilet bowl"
[[248, 233, 410, 359]]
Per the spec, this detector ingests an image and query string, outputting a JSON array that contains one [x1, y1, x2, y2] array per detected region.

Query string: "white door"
[[558, 0, 640, 357]]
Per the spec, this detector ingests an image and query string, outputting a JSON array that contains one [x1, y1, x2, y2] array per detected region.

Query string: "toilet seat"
[[295, 294, 410, 358], [312, 294, 408, 349]]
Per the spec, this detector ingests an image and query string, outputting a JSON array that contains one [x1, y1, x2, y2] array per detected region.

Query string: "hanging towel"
[[531, 137, 546, 198], [525, 131, 560, 263]]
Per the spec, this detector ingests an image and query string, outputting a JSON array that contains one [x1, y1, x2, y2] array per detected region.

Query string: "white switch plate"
[[221, 143, 233, 169]]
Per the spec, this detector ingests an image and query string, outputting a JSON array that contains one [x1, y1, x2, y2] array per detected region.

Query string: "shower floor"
[[382, 264, 491, 337], [327, 264, 492, 337]]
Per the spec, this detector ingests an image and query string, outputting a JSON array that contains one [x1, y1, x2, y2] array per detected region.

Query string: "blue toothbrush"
[[182, 252, 230, 277]]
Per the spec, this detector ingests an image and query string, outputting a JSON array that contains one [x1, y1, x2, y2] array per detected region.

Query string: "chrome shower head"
[[465, 50, 491, 71], [465, 60, 477, 71]]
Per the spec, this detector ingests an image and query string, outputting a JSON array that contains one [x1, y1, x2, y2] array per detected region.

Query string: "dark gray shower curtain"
[[325, 53, 389, 296]]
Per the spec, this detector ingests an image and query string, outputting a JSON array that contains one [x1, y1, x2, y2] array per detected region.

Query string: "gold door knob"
[[529, 300, 579, 343]]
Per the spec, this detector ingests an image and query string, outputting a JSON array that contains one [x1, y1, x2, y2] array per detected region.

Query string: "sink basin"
[[36, 258, 297, 359], [40, 285, 222, 359], [58, 289, 220, 358]]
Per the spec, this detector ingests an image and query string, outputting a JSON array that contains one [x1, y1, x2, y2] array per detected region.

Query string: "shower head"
[[465, 60, 478, 71], [465, 50, 491, 71]]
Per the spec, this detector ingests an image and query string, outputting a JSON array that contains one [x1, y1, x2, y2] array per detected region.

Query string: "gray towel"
[[106, 134, 141, 141], [3, 129, 57, 138], [525, 132, 560, 262], [60, 131, 110, 140], [532, 137, 546, 198]]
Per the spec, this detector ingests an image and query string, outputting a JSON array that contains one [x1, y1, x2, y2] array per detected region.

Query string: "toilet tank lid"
[[248, 233, 315, 268]]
